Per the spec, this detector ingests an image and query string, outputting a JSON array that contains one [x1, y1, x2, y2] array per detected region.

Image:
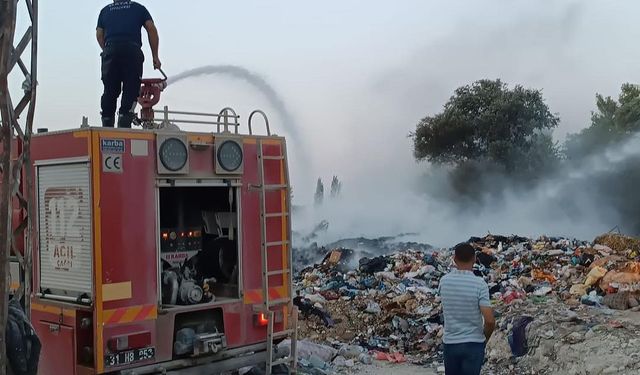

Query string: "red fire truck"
[[12, 75, 298, 374]]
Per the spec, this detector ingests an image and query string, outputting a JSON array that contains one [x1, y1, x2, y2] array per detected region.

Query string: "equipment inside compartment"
[[159, 186, 239, 306]]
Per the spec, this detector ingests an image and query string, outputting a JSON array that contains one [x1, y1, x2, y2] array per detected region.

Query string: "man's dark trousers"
[[100, 41, 144, 128], [444, 342, 485, 375]]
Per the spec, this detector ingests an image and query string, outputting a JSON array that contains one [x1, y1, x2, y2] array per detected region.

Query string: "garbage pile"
[[292, 223, 433, 273], [295, 246, 445, 361], [292, 233, 640, 374]]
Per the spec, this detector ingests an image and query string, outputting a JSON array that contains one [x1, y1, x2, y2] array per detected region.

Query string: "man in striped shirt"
[[438, 243, 496, 375]]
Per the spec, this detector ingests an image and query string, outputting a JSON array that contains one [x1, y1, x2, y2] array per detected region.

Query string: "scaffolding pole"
[[0, 0, 38, 373]]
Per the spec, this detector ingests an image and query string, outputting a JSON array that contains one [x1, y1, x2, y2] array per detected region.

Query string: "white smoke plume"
[[161, 2, 640, 249], [293, 1, 640, 247]]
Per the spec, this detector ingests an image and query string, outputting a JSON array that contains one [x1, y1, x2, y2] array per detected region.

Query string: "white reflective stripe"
[[38, 163, 93, 298]]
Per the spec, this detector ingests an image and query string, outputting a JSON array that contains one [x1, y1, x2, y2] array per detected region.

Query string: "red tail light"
[[255, 313, 269, 327], [253, 311, 284, 327]]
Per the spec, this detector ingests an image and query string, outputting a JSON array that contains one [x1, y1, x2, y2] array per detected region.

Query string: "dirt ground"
[[336, 361, 438, 375]]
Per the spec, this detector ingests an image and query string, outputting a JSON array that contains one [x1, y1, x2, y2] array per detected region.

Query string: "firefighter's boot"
[[117, 113, 135, 128], [101, 116, 115, 127]]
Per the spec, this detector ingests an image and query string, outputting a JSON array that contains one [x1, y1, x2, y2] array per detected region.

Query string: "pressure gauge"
[[216, 140, 243, 172], [159, 137, 188, 172], [214, 137, 243, 174]]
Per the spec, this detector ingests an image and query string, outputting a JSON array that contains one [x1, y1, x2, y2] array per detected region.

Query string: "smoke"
[[300, 135, 640, 248], [293, 1, 640, 247], [167, 65, 311, 184], [155, 3, 640, 249]]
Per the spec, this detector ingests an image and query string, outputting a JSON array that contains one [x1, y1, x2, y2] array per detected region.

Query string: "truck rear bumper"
[[118, 342, 287, 375]]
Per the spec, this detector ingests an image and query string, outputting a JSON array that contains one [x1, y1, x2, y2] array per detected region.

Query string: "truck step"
[[270, 357, 294, 367], [261, 155, 285, 161], [249, 184, 289, 191], [271, 329, 295, 340], [264, 212, 289, 218], [266, 298, 292, 307], [264, 240, 290, 248], [267, 269, 290, 276], [264, 184, 288, 191]]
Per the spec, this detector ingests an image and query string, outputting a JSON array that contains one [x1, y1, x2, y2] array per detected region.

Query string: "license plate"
[[105, 347, 155, 367]]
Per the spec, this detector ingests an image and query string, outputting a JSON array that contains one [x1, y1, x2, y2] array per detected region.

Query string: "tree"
[[330, 176, 342, 199], [565, 83, 640, 160], [411, 79, 560, 175], [314, 178, 324, 207]]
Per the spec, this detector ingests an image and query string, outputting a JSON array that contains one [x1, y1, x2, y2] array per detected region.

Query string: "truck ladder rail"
[[249, 110, 272, 136], [256, 139, 298, 375], [153, 106, 241, 133], [145, 106, 275, 136]]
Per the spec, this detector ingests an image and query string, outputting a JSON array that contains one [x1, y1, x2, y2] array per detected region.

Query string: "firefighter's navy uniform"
[[97, 1, 153, 128]]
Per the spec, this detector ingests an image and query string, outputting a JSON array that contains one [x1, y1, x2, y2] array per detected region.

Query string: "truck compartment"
[[159, 186, 239, 307], [173, 308, 226, 358]]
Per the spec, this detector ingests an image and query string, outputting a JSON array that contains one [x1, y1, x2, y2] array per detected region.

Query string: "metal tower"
[[0, 0, 38, 373]]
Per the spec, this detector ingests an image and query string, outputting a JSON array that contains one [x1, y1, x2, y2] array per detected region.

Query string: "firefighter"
[[96, 0, 162, 128]]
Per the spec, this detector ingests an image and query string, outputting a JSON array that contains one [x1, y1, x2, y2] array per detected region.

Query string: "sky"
[[9, 1, 640, 244]]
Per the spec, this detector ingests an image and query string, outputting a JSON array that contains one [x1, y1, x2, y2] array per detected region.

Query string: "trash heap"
[[295, 247, 446, 359], [292, 233, 640, 374], [470, 233, 640, 310], [292, 231, 433, 273], [485, 294, 640, 374]]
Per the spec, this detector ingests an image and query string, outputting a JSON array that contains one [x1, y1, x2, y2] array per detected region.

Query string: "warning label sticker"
[[161, 251, 199, 267], [101, 139, 125, 154], [103, 154, 123, 173]]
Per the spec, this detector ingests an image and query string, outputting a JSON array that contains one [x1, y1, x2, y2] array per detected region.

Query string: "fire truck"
[[9, 72, 299, 374]]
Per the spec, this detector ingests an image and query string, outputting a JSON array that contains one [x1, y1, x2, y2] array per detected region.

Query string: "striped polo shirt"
[[438, 269, 491, 344]]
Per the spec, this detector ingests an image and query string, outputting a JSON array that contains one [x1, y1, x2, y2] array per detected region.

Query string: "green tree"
[[412, 79, 560, 175], [565, 83, 640, 160]]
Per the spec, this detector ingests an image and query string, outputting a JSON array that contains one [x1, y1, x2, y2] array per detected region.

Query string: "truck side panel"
[[94, 130, 159, 373], [30, 132, 93, 375]]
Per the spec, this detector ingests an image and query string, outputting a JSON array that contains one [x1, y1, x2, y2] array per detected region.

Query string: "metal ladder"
[[255, 139, 299, 375]]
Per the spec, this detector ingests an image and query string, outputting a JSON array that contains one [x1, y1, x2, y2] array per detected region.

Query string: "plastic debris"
[[372, 351, 407, 363], [365, 301, 382, 314], [585, 266, 607, 286], [295, 294, 335, 327], [292, 232, 640, 374], [508, 316, 534, 357]]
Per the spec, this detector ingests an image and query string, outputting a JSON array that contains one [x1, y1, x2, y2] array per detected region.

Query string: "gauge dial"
[[159, 138, 188, 171], [217, 140, 243, 172]]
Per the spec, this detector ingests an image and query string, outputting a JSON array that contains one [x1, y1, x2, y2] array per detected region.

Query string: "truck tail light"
[[253, 311, 284, 327], [108, 336, 129, 352], [255, 313, 269, 327], [108, 332, 151, 352]]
